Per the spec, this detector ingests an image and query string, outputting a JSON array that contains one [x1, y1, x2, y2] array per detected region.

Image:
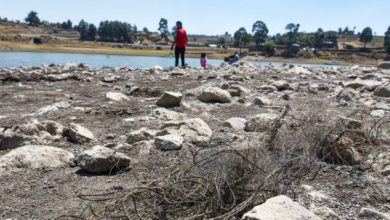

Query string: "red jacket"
[[175, 27, 187, 48]]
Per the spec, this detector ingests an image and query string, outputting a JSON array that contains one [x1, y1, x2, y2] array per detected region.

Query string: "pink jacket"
[[201, 57, 208, 68]]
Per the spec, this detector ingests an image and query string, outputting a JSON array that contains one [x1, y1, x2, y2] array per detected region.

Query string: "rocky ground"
[[0, 62, 389, 220]]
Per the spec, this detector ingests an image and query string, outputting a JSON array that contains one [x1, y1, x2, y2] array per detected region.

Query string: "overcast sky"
[[1, 0, 389, 35]]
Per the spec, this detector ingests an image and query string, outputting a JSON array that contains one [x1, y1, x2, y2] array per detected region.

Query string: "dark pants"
[[175, 47, 186, 67]]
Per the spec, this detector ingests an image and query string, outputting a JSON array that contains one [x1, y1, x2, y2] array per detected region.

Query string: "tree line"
[[3, 11, 390, 54]]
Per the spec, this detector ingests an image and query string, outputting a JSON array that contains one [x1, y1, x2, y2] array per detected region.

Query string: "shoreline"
[[0, 42, 378, 66]]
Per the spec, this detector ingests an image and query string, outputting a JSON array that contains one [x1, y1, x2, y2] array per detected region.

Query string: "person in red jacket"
[[171, 21, 188, 67]]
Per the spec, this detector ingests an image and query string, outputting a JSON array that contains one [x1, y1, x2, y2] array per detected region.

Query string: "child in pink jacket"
[[200, 53, 208, 68]]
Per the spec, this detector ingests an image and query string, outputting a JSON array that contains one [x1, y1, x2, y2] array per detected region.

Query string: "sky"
[[1, 0, 389, 36]]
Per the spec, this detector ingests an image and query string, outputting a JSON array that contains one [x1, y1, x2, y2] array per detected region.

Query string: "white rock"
[[198, 87, 232, 103], [344, 78, 382, 91], [378, 61, 390, 69], [106, 92, 130, 102], [155, 134, 184, 151], [272, 80, 291, 91], [254, 96, 272, 106], [371, 109, 385, 118], [242, 195, 321, 220], [0, 145, 75, 172], [42, 120, 65, 136], [153, 108, 185, 121], [38, 101, 71, 115], [156, 91, 182, 108], [359, 207, 390, 220], [127, 127, 156, 144], [77, 145, 131, 174], [67, 123, 95, 143], [62, 62, 77, 72], [223, 117, 247, 131], [245, 113, 279, 132], [288, 66, 312, 75], [159, 118, 213, 144]]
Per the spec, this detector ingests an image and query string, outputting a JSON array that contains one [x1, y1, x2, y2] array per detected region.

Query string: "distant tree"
[[97, 20, 136, 43], [158, 18, 169, 42], [76, 20, 89, 41], [87, 24, 97, 41], [285, 23, 300, 44], [384, 26, 390, 54], [25, 11, 41, 26], [314, 28, 325, 44], [252, 21, 269, 46], [234, 27, 251, 52], [343, 26, 350, 35], [217, 37, 226, 46], [61, 19, 73, 29], [359, 27, 373, 48], [338, 27, 343, 35], [285, 23, 299, 33], [143, 27, 150, 34]]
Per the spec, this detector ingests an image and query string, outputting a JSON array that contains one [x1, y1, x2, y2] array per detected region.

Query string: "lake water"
[[0, 51, 332, 69]]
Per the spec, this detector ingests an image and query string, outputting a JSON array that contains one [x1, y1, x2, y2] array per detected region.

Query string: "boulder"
[[127, 127, 156, 144], [378, 61, 390, 69], [245, 113, 279, 132], [374, 84, 390, 97], [359, 207, 390, 220], [344, 79, 382, 91], [223, 117, 247, 131], [155, 134, 184, 151], [258, 85, 277, 93], [272, 80, 291, 91], [254, 96, 272, 106], [229, 85, 250, 97], [62, 62, 77, 72], [0, 145, 75, 171], [77, 145, 131, 174], [288, 66, 312, 75], [153, 108, 185, 121], [156, 91, 182, 108], [42, 120, 65, 136], [242, 195, 321, 220], [158, 118, 213, 144], [198, 87, 232, 103], [106, 92, 130, 102], [66, 123, 95, 144], [101, 75, 120, 83]]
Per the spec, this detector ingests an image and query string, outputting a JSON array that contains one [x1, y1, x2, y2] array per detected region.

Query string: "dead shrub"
[[64, 104, 389, 219]]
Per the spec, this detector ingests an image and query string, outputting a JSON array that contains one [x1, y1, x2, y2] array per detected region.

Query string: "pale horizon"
[[1, 0, 390, 36]]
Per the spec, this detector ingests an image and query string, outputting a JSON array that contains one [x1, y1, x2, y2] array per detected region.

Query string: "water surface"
[[0, 51, 334, 68]]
